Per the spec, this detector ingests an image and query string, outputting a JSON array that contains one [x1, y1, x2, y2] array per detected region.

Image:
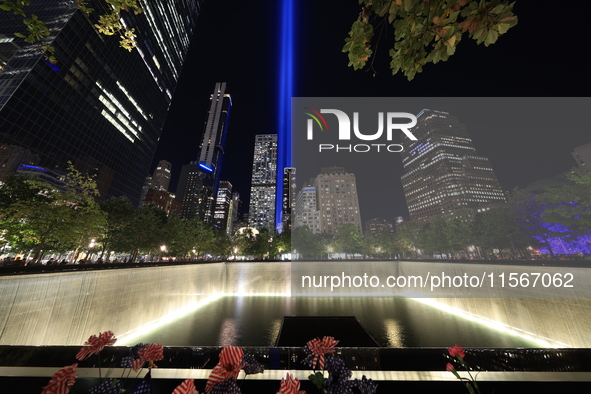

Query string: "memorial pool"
[[130, 295, 538, 347]]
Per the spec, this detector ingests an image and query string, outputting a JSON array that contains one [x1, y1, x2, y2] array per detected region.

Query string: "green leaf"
[[491, 4, 506, 14], [308, 372, 325, 390], [403, 0, 415, 12], [484, 30, 498, 46]]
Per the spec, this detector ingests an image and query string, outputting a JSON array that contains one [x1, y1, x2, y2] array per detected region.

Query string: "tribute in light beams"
[[276, 0, 294, 230]]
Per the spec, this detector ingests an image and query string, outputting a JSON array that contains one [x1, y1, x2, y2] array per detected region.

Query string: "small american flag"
[[172, 378, 197, 394], [132, 370, 152, 394], [88, 378, 122, 394], [41, 363, 78, 394], [304, 337, 338, 370], [76, 331, 117, 361], [277, 373, 307, 394], [205, 346, 244, 392]]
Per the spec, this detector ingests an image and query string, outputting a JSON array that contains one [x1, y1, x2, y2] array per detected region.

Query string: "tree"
[[473, 204, 536, 257], [231, 227, 256, 258], [245, 228, 274, 259], [109, 203, 167, 260], [445, 209, 476, 256], [539, 167, 591, 241], [99, 196, 136, 258], [509, 188, 563, 257], [191, 219, 216, 257], [292, 226, 324, 259], [343, 0, 518, 80], [394, 221, 423, 258], [1, 0, 142, 63], [0, 164, 106, 260], [373, 231, 402, 259], [274, 229, 291, 258], [335, 224, 364, 258], [210, 228, 231, 259]]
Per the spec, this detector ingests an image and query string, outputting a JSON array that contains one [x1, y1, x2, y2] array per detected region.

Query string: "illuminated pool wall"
[[0, 262, 589, 347]]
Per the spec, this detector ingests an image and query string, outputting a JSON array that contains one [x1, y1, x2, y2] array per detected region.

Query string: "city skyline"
[[2, 2, 588, 224], [292, 97, 591, 225], [153, 0, 590, 223]]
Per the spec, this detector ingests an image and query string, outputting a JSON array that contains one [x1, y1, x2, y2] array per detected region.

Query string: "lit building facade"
[[151, 160, 172, 191], [228, 192, 241, 235], [138, 176, 152, 207], [314, 167, 362, 235], [282, 167, 296, 232], [365, 217, 394, 237], [144, 189, 181, 216], [249, 134, 278, 230], [196, 82, 232, 222], [177, 161, 203, 220], [0, 0, 202, 205], [401, 109, 506, 222], [213, 181, 232, 231], [293, 185, 321, 234]]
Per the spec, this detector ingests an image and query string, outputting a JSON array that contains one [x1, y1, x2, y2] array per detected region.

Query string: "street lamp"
[[87, 238, 96, 262]]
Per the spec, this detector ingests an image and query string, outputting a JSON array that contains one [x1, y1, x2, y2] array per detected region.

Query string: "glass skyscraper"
[[249, 134, 278, 230], [401, 109, 506, 222], [0, 0, 202, 204], [177, 82, 232, 222]]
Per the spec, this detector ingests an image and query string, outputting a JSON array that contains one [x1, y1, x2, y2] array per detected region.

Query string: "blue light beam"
[[276, 0, 294, 231]]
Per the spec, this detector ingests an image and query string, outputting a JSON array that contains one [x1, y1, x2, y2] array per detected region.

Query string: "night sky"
[[152, 1, 591, 223]]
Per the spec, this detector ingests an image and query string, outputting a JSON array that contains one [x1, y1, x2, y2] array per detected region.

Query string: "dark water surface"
[[131, 296, 538, 348]]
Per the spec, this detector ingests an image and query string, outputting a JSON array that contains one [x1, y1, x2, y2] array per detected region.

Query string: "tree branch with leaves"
[[0, 0, 142, 63], [343, 0, 518, 80]]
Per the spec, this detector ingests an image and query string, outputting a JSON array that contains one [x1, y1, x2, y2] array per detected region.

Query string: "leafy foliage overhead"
[[343, 0, 518, 80], [0, 0, 141, 63]]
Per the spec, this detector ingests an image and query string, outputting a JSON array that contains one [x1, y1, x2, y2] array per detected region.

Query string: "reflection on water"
[[132, 296, 539, 348], [384, 319, 404, 347]]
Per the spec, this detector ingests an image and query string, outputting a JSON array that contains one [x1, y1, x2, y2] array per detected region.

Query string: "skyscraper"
[[401, 109, 506, 222], [282, 167, 296, 232], [212, 181, 232, 231], [365, 217, 394, 237], [176, 84, 232, 221], [314, 167, 362, 235], [0, 0, 202, 204], [143, 189, 181, 216], [151, 160, 172, 191], [293, 184, 321, 234], [176, 161, 202, 220], [249, 134, 278, 230]]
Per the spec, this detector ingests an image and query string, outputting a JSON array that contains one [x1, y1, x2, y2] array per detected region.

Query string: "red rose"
[[446, 362, 455, 372]]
